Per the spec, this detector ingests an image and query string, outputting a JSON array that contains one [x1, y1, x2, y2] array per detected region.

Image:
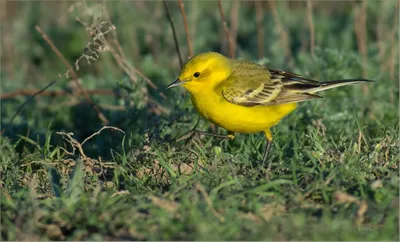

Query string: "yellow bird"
[[166, 52, 372, 163]]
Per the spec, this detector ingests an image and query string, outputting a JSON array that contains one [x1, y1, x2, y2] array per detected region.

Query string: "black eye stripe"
[[193, 72, 200, 78]]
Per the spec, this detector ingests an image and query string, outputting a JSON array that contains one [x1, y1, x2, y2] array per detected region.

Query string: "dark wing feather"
[[220, 61, 323, 106], [220, 61, 371, 106]]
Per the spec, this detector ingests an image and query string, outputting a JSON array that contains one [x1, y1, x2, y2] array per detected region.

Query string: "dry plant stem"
[[103, 7, 138, 72], [35, 25, 109, 124], [218, 0, 235, 58], [57, 126, 124, 161], [388, 0, 400, 80], [102, 36, 155, 108], [81, 126, 125, 146], [307, 0, 315, 57], [163, 0, 183, 69], [1, 89, 114, 100], [178, 0, 193, 59], [376, 1, 387, 72], [6, 80, 57, 131], [106, 44, 168, 101], [354, 0, 368, 93], [255, 0, 264, 59], [56, 100, 126, 111], [229, 0, 240, 57], [268, 1, 291, 58]]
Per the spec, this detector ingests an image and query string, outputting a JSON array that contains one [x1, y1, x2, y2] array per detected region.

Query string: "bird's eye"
[[193, 72, 200, 78]]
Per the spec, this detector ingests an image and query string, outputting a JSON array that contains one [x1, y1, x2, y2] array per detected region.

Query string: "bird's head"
[[166, 52, 232, 93]]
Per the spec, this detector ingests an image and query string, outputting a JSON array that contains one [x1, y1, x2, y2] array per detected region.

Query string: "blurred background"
[[1, 0, 398, 153], [1, 1, 399, 240]]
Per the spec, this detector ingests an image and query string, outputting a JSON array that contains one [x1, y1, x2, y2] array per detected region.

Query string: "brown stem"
[[307, 0, 315, 57], [35, 25, 109, 124], [1, 89, 115, 100], [354, 0, 369, 95], [389, 0, 400, 80], [354, 1, 368, 81], [163, 0, 183, 68], [268, 1, 291, 58], [218, 0, 235, 58], [255, 0, 265, 59], [230, 0, 240, 57], [376, 1, 387, 72], [5, 80, 57, 133], [178, 0, 193, 59]]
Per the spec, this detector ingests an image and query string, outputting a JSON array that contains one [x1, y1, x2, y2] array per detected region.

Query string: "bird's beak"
[[165, 78, 187, 89]]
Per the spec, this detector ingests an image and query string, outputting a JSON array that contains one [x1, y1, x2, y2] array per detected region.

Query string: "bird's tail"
[[266, 68, 375, 105], [306, 79, 374, 93], [269, 79, 374, 105]]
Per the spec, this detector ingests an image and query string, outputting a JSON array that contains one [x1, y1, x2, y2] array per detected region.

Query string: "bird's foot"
[[261, 140, 272, 167], [175, 130, 234, 143]]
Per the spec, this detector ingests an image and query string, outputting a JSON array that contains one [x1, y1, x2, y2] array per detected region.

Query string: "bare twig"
[[388, 0, 399, 80], [307, 0, 315, 57], [5, 80, 57, 130], [81, 126, 125, 146], [163, 0, 183, 69], [35, 25, 109, 124], [56, 100, 126, 111], [102, 6, 165, 98], [376, 1, 387, 72], [178, 0, 193, 59], [105, 44, 167, 101], [229, 0, 240, 57], [218, 0, 235, 58], [255, 0, 265, 59], [1, 88, 114, 100], [267, 1, 291, 58], [354, 0, 368, 85], [57, 132, 86, 159], [57, 125, 124, 173]]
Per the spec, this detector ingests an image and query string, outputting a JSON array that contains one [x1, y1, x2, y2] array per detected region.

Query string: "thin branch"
[[178, 0, 193, 59], [354, 1, 368, 78], [218, 0, 235, 58], [267, 1, 291, 58], [35, 25, 109, 124], [255, 0, 265, 59], [389, 0, 400, 80], [81, 126, 125, 146], [163, 0, 183, 69], [6, 80, 57, 129], [56, 100, 126, 111], [307, 0, 315, 57], [229, 0, 239, 57], [1, 88, 114, 100], [354, 0, 369, 95], [102, 6, 164, 95], [376, 1, 387, 72]]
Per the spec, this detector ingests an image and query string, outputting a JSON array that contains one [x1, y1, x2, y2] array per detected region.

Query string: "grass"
[[1, 0, 399, 240]]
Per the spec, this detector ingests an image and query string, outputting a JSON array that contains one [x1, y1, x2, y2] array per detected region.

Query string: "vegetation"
[[1, 1, 398, 240]]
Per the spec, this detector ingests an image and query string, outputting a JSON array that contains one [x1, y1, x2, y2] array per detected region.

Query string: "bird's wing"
[[220, 61, 323, 106]]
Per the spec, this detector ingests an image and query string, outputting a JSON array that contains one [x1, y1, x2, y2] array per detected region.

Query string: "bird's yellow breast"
[[190, 88, 296, 134]]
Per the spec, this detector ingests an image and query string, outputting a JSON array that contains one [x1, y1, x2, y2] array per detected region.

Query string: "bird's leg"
[[175, 118, 200, 143], [261, 130, 273, 166], [262, 140, 272, 166], [176, 130, 235, 142], [175, 118, 235, 143], [195, 130, 235, 140]]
